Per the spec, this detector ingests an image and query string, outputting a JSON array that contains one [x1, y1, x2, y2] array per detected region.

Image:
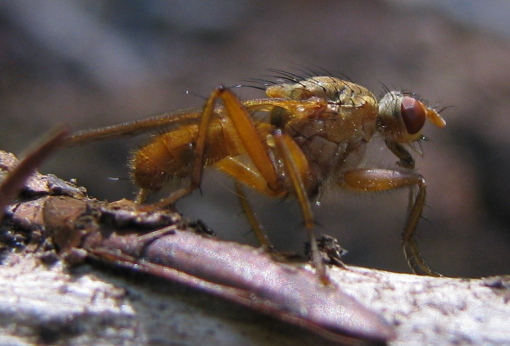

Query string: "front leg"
[[385, 140, 415, 169], [338, 168, 441, 276]]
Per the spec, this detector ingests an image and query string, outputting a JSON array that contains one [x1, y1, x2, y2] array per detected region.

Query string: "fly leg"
[[271, 129, 329, 284], [148, 86, 282, 208], [142, 89, 221, 207], [234, 181, 272, 250], [217, 148, 328, 284], [339, 168, 441, 276], [205, 89, 328, 283]]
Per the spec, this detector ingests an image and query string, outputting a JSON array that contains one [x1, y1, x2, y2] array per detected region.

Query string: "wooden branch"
[[1, 150, 510, 345]]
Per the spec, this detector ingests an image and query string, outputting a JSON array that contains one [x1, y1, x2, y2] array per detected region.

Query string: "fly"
[[65, 72, 446, 279]]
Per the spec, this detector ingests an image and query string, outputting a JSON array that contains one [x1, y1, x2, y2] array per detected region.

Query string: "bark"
[[1, 150, 510, 345]]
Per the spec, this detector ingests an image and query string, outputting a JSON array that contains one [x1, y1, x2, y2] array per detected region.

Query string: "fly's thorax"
[[264, 76, 379, 139], [266, 76, 377, 108], [284, 108, 375, 191], [268, 77, 380, 191]]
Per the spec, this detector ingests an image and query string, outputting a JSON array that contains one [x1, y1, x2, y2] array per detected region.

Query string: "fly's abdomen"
[[131, 121, 230, 191]]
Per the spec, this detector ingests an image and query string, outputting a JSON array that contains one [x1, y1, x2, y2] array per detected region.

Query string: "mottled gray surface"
[[1, 253, 509, 345]]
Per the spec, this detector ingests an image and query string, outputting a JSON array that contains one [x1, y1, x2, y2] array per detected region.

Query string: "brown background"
[[1, 0, 509, 277]]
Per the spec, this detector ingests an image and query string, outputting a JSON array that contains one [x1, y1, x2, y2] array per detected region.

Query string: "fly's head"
[[377, 91, 446, 145]]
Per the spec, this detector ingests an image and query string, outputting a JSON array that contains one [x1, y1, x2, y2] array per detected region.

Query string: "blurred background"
[[1, 0, 509, 277]]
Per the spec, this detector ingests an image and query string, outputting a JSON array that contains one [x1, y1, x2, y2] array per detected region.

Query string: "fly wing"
[[65, 108, 203, 146], [65, 90, 304, 147], [65, 97, 290, 147]]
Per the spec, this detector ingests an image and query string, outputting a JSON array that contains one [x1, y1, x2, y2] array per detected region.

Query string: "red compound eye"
[[401, 96, 426, 134]]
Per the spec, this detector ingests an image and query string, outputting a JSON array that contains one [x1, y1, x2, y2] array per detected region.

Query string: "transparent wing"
[[66, 108, 203, 146], [65, 97, 298, 147]]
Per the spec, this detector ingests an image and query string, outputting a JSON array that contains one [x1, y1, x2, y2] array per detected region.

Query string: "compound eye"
[[401, 96, 426, 134]]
